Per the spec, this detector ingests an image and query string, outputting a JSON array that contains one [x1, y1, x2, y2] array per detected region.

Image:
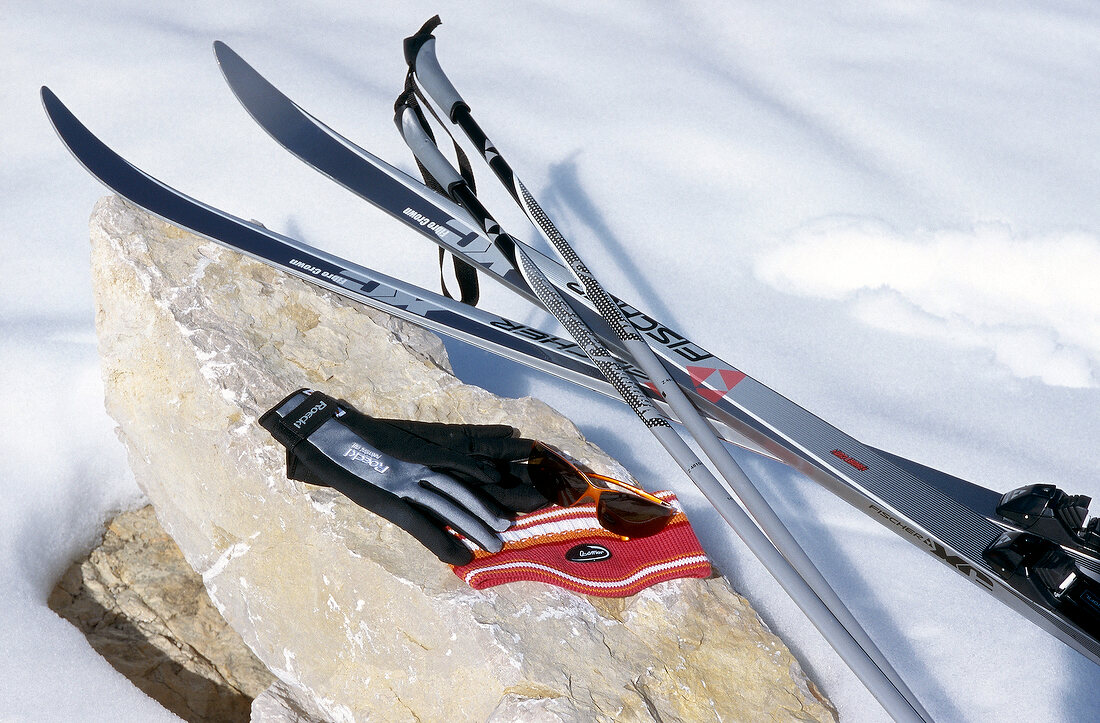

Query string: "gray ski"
[[37, 86, 693, 442]]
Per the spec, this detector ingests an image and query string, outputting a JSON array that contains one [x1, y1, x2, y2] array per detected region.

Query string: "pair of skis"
[[41, 18, 1100, 721]]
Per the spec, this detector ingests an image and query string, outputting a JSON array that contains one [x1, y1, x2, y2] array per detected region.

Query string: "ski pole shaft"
[[396, 100, 929, 723], [405, 25, 931, 721], [431, 88, 934, 723]]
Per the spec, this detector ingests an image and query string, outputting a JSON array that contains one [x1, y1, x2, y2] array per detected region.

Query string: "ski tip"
[[212, 39, 283, 120], [212, 39, 237, 66], [38, 86, 103, 182], [40, 86, 61, 136], [214, 41, 255, 85], [40, 87, 83, 144], [212, 39, 266, 93], [40, 86, 66, 127]]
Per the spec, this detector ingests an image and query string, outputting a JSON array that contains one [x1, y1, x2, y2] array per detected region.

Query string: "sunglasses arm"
[[587, 472, 674, 508]]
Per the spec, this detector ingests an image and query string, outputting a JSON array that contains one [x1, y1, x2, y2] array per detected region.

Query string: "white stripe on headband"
[[463, 554, 710, 589]]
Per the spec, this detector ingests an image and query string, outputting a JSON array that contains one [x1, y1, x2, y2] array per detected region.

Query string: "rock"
[[88, 194, 836, 722], [251, 680, 326, 723], [48, 505, 275, 722]]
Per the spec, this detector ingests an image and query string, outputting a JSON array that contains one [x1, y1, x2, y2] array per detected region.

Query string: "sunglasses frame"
[[528, 441, 675, 530]]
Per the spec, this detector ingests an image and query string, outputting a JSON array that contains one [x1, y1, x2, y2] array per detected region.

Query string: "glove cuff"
[[259, 388, 343, 449]]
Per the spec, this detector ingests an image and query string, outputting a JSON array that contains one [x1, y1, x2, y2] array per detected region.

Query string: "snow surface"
[[3, 1, 1098, 720]]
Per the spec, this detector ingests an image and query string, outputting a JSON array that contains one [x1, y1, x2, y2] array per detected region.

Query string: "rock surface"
[[251, 679, 327, 722], [48, 505, 275, 722], [89, 194, 836, 722]]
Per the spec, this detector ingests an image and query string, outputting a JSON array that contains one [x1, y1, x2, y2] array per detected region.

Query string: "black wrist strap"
[[258, 389, 343, 449], [397, 33, 481, 308]]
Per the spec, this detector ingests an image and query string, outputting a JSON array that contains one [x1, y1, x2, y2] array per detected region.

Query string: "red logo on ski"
[[686, 365, 746, 402], [831, 449, 869, 472]]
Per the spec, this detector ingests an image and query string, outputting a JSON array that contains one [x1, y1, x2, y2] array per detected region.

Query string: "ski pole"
[[396, 94, 929, 723], [403, 20, 931, 721]]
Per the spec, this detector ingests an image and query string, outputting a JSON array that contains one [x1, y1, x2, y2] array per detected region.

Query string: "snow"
[[755, 221, 1100, 387], [3, 1, 1098, 720]]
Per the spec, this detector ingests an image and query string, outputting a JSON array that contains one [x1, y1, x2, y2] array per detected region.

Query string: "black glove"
[[258, 389, 547, 565], [368, 416, 549, 513]]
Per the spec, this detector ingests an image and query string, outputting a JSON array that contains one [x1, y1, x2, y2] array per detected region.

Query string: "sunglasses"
[[526, 441, 676, 539]]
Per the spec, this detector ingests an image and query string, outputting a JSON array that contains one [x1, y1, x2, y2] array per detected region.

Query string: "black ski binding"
[[996, 483, 1100, 550], [985, 529, 1100, 637], [986, 484, 1100, 636]]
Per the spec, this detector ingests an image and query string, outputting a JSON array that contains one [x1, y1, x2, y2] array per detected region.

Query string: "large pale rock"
[[89, 194, 836, 722]]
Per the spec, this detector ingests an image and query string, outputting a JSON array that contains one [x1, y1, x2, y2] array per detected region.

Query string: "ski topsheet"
[[38, 87, 705, 437], [209, 44, 1100, 665]]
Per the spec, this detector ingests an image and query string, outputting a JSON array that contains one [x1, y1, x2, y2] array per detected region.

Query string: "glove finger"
[[451, 423, 519, 440], [414, 491, 505, 553], [465, 435, 537, 462], [503, 460, 534, 487], [479, 483, 552, 514], [340, 413, 504, 485], [420, 471, 513, 535], [417, 445, 504, 486], [304, 458, 474, 565], [383, 418, 518, 450]]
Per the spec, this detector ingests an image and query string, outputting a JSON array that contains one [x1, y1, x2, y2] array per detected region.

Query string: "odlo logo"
[[565, 544, 611, 563]]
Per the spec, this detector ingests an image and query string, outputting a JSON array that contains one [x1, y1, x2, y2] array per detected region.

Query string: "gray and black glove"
[[258, 389, 547, 565]]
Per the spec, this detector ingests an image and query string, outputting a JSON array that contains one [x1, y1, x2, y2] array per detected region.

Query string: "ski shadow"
[[541, 156, 680, 328], [442, 336, 542, 402]]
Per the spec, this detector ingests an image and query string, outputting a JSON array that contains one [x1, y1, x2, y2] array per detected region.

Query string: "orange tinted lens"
[[597, 492, 675, 538], [527, 445, 591, 506]]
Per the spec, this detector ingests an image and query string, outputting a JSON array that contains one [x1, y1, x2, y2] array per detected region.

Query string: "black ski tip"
[[212, 39, 240, 69], [38, 86, 119, 191], [213, 39, 293, 134], [214, 41, 258, 90], [40, 86, 68, 131], [214, 40, 276, 102], [40, 86, 67, 143], [41, 86, 95, 153], [213, 40, 251, 89], [404, 15, 442, 67]]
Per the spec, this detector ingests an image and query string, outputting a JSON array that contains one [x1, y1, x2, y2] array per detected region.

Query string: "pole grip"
[[396, 105, 465, 190], [407, 36, 467, 120]]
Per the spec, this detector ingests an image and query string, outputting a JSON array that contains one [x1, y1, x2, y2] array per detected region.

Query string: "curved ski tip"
[[213, 40, 251, 76], [213, 40, 236, 64], [40, 86, 78, 136], [40, 86, 64, 122], [213, 41, 256, 86]]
